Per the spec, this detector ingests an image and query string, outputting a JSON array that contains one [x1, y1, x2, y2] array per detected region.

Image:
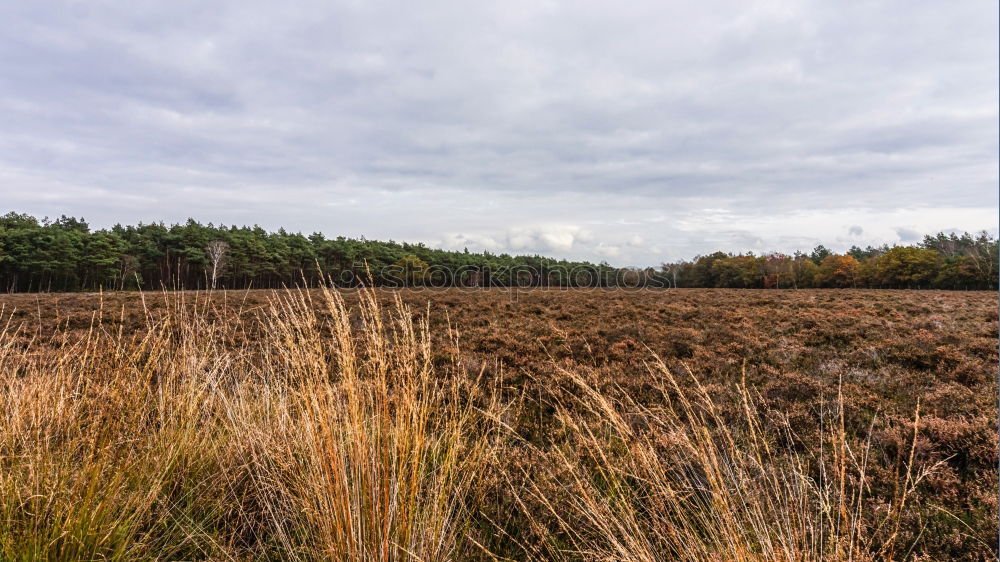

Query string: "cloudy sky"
[[1, 1, 996, 265]]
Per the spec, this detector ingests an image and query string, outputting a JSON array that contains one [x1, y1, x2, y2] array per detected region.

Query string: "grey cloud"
[[0, 0, 996, 265], [894, 227, 923, 243]]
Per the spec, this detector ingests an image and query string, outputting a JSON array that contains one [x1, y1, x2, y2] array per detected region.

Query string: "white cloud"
[[500, 225, 591, 253], [595, 243, 621, 258]]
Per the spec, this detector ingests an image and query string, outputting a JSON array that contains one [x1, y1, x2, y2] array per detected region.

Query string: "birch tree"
[[205, 240, 229, 289]]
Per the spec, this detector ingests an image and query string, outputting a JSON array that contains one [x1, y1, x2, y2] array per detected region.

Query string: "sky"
[[1, 1, 997, 266]]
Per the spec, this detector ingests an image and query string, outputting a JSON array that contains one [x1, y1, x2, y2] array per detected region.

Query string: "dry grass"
[[0, 287, 994, 560], [501, 361, 939, 561], [0, 287, 502, 560]]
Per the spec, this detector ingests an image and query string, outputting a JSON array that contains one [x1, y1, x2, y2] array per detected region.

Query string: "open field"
[[0, 288, 996, 560]]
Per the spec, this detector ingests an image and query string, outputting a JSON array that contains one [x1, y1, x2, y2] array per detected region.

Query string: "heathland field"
[[0, 288, 996, 560]]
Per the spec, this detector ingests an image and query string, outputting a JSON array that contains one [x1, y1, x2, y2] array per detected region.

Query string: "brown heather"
[[0, 287, 995, 560]]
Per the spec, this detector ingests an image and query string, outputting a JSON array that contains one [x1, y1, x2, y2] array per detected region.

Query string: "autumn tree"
[[815, 254, 860, 288], [791, 253, 818, 288], [763, 253, 794, 288], [865, 246, 939, 288]]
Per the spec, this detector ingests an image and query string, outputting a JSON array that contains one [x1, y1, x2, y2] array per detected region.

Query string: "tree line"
[[0, 212, 995, 292], [0, 212, 619, 292], [660, 232, 998, 290]]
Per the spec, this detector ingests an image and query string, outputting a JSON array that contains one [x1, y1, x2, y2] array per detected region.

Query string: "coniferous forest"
[[0, 211, 995, 292]]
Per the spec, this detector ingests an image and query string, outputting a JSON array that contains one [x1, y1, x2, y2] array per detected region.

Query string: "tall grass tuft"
[[503, 359, 936, 561], [246, 285, 502, 559]]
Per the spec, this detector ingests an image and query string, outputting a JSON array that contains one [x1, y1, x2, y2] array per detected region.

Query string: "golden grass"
[[0, 286, 502, 560], [500, 360, 936, 561], [0, 287, 942, 560]]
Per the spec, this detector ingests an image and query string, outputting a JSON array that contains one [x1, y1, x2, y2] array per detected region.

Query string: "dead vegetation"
[[0, 288, 995, 560]]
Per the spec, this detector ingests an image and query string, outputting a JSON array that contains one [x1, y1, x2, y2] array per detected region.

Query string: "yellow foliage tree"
[[815, 254, 860, 288]]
